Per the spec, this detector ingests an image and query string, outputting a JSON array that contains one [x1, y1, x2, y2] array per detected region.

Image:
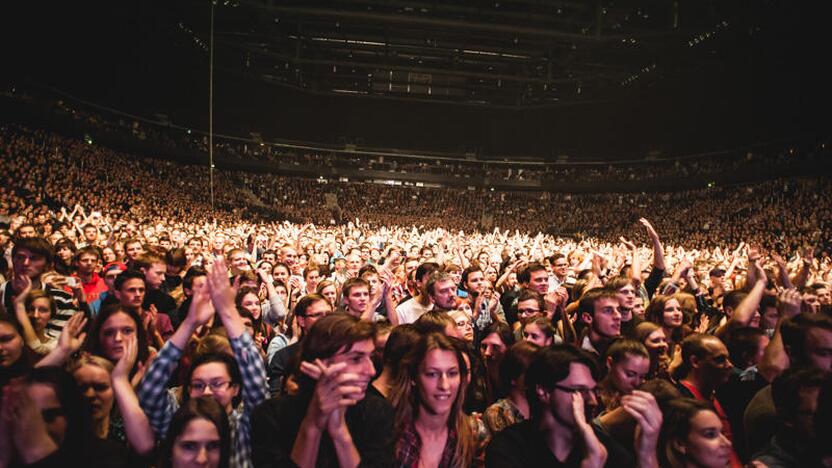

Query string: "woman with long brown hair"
[[390, 332, 486, 468]]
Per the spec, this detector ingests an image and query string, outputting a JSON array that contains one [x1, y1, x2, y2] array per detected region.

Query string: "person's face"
[[171, 418, 222, 468], [142, 262, 166, 290], [320, 285, 337, 307], [528, 270, 549, 294], [83, 227, 97, 242], [116, 278, 146, 310], [262, 252, 276, 264], [457, 301, 472, 317], [517, 298, 543, 321], [240, 293, 260, 320], [485, 267, 498, 283], [56, 246, 74, 262], [114, 244, 125, 260], [159, 239, 172, 250], [804, 327, 832, 371], [327, 339, 376, 401], [465, 271, 485, 295], [346, 255, 361, 273], [190, 362, 239, 412], [803, 293, 820, 314], [363, 275, 380, 295], [696, 338, 733, 386], [448, 269, 461, 286], [0, 322, 24, 368], [816, 287, 831, 306], [677, 410, 732, 468], [73, 364, 114, 422], [616, 284, 637, 310], [644, 329, 669, 356], [552, 258, 569, 279], [28, 297, 52, 331], [125, 242, 144, 261], [607, 354, 649, 395], [304, 269, 320, 291], [451, 312, 474, 342], [523, 323, 552, 347], [102, 248, 116, 263], [632, 297, 646, 319], [280, 248, 298, 266], [76, 253, 98, 274], [662, 298, 684, 329], [100, 312, 137, 361], [761, 306, 778, 330], [17, 225, 36, 238], [13, 248, 48, 279], [417, 349, 461, 416], [584, 297, 621, 338], [28, 383, 68, 446], [542, 362, 597, 429], [272, 266, 289, 284], [345, 286, 370, 316], [431, 279, 458, 310], [479, 332, 507, 364], [298, 299, 331, 331], [404, 260, 420, 278], [230, 252, 248, 272]]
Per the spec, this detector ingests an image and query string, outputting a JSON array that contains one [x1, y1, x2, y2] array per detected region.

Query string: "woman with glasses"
[[138, 258, 267, 468]]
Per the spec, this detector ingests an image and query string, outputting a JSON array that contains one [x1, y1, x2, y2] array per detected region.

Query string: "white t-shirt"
[[395, 297, 434, 325]]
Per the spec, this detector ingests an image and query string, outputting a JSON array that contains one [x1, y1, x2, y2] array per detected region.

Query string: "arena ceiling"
[[2, 0, 829, 159]]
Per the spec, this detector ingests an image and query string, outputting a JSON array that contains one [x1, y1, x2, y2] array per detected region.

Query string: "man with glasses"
[[486, 345, 643, 468]]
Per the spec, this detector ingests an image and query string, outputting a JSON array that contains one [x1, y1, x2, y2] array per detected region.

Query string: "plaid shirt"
[[395, 416, 489, 468], [138, 332, 267, 468]]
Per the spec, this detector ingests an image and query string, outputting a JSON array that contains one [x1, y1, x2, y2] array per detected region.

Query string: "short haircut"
[[183, 266, 207, 291], [134, 252, 165, 270], [12, 237, 54, 266], [516, 288, 545, 312], [781, 313, 832, 365], [771, 367, 828, 421], [517, 262, 547, 285], [294, 294, 329, 318], [723, 290, 747, 312], [341, 277, 369, 297], [74, 245, 101, 262], [460, 265, 482, 288], [525, 345, 600, 418], [166, 248, 187, 269], [415, 262, 440, 283], [578, 287, 618, 318], [114, 269, 145, 291], [725, 327, 767, 369], [426, 272, 455, 296], [674, 333, 721, 380], [413, 310, 456, 334], [606, 276, 634, 292]]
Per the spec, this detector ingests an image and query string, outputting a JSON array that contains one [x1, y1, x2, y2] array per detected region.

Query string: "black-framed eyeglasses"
[[191, 380, 232, 393], [553, 384, 598, 399], [517, 308, 541, 316]]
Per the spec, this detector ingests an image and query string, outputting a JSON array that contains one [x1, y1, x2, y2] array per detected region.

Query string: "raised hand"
[[58, 312, 88, 355], [299, 360, 363, 432], [621, 390, 662, 468], [639, 218, 659, 240], [206, 257, 236, 314], [11, 275, 33, 304], [572, 392, 607, 468]]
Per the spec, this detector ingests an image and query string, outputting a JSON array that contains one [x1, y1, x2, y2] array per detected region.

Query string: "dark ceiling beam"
[[220, 40, 602, 84], [238, 2, 618, 41]]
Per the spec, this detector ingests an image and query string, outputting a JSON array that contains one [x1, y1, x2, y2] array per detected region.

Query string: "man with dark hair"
[[547, 253, 570, 290], [267, 294, 332, 395], [253, 314, 394, 468], [394, 262, 439, 324], [176, 266, 208, 325], [674, 333, 742, 466], [0, 237, 80, 338], [114, 269, 173, 346], [14, 223, 37, 239], [341, 277, 372, 320], [426, 272, 457, 312], [745, 309, 832, 455], [578, 288, 621, 359], [73, 245, 107, 304], [123, 238, 145, 267], [486, 345, 645, 468]]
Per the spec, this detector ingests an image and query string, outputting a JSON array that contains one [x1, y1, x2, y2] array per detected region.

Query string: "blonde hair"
[[68, 353, 114, 374]]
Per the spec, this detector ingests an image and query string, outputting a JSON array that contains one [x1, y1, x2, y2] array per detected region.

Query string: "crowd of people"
[[0, 121, 831, 468]]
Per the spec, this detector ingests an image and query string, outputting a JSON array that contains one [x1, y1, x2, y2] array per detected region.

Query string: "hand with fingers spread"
[[777, 288, 802, 319], [572, 392, 607, 468], [58, 312, 88, 355]]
